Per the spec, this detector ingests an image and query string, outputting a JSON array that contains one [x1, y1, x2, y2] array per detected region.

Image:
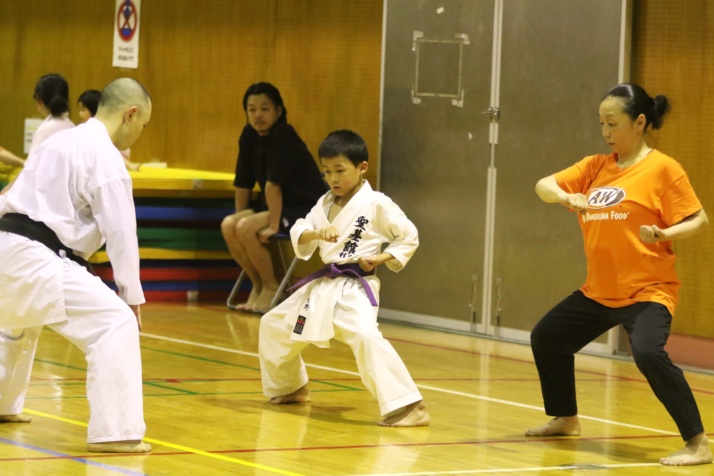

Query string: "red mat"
[[95, 267, 239, 282], [144, 290, 239, 303]]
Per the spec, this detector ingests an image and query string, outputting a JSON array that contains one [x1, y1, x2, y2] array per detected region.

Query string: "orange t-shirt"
[[554, 150, 702, 315]]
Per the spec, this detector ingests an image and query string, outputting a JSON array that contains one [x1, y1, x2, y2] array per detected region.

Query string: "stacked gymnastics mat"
[[90, 167, 246, 303]]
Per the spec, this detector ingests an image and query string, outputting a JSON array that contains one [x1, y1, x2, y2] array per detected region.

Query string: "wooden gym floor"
[[0, 302, 712, 475]]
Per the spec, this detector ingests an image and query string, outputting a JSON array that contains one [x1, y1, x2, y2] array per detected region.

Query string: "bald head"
[[95, 78, 152, 151], [97, 78, 151, 116]]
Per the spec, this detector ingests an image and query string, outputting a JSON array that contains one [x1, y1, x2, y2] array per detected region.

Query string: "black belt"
[[0, 213, 94, 273]]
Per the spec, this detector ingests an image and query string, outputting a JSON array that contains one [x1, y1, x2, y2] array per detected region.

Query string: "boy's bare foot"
[[87, 440, 152, 453], [378, 401, 430, 427], [0, 413, 32, 423], [660, 433, 713, 466], [251, 286, 279, 314], [525, 416, 581, 436], [269, 384, 311, 404], [235, 288, 261, 311]]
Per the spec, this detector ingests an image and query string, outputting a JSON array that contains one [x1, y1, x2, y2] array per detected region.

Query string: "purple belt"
[[288, 263, 378, 306]]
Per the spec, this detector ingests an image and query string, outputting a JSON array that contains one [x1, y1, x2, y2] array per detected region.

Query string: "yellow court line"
[[23, 409, 304, 476]]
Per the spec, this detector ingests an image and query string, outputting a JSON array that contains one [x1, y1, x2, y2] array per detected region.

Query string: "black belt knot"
[[0, 213, 94, 273]]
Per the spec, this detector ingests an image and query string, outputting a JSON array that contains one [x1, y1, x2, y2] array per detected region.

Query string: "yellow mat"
[[89, 247, 233, 264], [130, 167, 235, 193]]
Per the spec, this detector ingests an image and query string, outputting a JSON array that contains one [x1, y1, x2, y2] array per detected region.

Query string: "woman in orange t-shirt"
[[526, 83, 712, 466]]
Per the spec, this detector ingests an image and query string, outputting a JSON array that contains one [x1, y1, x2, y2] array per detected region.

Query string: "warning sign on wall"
[[113, 0, 141, 69]]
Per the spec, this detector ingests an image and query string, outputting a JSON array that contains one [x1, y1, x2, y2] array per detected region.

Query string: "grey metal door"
[[491, 0, 626, 339], [379, 0, 629, 346], [379, 0, 495, 330]]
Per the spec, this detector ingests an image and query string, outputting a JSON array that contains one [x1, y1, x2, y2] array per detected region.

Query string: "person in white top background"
[[28, 73, 75, 156], [0, 77, 152, 453], [0, 74, 74, 189]]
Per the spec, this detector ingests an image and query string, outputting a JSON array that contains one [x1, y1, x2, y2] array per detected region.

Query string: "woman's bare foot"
[[0, 413, 32, 423], [87, 440, 152, 453], [525, 416, 581, 436], [378, 401, 430, 427], [660, 433, 713, 466], [235, 288, 261, 311], [251, 286, 279, 314], [269, 384, 311, 404]]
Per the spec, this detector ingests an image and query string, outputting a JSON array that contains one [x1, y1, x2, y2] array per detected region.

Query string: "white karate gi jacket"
[[0, 118, 144, 328]]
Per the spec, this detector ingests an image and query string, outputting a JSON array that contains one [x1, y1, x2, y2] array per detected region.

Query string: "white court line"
[[410, 383, 676, 435], [141, 333, 677, 436], [348, 462, 661, 475]]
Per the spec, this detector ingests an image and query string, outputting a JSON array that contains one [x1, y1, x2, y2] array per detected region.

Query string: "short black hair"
[[78, 89, 102, 116], [318, 130, 368, 166], [242, 82, 287, 123]]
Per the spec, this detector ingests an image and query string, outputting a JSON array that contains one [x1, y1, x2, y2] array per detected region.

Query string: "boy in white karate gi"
[[259, 130, 429, 427], [0, 78, 152, 453]]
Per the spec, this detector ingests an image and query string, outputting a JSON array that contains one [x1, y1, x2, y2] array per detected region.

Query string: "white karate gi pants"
[[259, 283, 422, 416], [0, 236, 145, 443]]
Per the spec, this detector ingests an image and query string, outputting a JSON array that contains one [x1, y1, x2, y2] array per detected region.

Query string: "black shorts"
[[252, 204, 311, 234]]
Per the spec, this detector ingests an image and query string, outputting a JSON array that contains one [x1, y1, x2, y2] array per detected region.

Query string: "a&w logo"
[[587, 187, 625, 209]]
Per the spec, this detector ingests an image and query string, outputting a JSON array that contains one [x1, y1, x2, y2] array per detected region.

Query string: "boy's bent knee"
[[344, 329, 384, 350], [259, 311, 289, 335]]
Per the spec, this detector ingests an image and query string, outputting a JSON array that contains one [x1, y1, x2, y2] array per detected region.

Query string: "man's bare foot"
[[0, 413, 32, 423], [235, 288, 261, 311], [378, 401, 430, 427], [87, 440, 152, 453], [251, 286, 279, 314], [269, 384, 311, 404], [660, 433, 713, 466], [525, 416, 581, 436]]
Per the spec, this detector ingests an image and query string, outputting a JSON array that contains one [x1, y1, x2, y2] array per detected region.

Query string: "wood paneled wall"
[[0, 0, 383, 184], [2, 1, 712, 339], [632, 0, 714, 338]]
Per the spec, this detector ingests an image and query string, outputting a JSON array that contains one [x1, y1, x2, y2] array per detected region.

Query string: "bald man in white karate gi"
[[0, 78, 152, 453]]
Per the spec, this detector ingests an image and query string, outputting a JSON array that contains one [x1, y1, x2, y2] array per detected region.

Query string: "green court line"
[[33, 357, 197, 396], [309, 379, 363, 391], [25, 388, 356, 401], [30, 382, 86, 388], [141, 346, 261, 371], [28, 350, 362, 399], [141, 345, 364, 391], [28, 347, 363, 401], [34, 358, 86, 372]]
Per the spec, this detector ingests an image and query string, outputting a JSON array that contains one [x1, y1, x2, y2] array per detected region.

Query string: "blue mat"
[[135, 206, 233, 221]]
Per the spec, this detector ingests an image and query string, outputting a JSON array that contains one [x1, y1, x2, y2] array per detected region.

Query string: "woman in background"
[[28, 74, 74, 156], [1, 74, 73, 190]]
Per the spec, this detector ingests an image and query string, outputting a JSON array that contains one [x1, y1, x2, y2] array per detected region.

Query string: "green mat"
[[137, 227, 227, 250]]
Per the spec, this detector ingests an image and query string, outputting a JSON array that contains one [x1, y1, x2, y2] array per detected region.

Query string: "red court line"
[[4, 432, 711, 462], [31, 377, 596, 383], [384, 336, 714, 395], [207, 431, 714, 455], [145, 303, 714, 395]]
